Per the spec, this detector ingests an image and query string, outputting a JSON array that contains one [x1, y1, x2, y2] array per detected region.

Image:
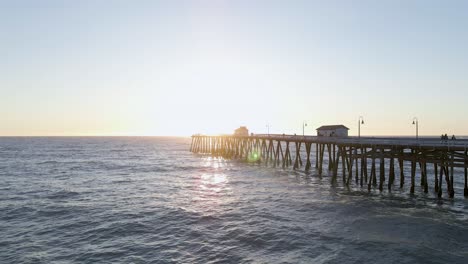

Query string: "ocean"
[[1, 137, 467, 263]]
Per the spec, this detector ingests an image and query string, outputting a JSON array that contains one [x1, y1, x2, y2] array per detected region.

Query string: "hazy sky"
[[1, 0, 468, 136]]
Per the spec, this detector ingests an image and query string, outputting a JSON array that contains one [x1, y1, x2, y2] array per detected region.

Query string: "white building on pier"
[[234, 126, 249, 136], [316, 125, 349, 137]]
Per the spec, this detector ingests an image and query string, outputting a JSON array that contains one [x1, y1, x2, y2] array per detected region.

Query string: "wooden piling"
[[332, 146, 340, 183], [319, 144, 325, 175], [293, 142, 300, 170], [388, 155, 395, 191], [465, 150, 468, 197], [423, 162, 428, 193], [379, 148, 385, 192], [342, 146, 347, 183], [346, 147, 354, 186], [355, 148, 359, 184], [410, 151, 416, 194], [438, 161, 443, 198], [360, 147, 365, 187], [305, 142, 312, 171], [371, 150, 377, 187], [283, 141, 289, 168], [399, 152, 405, 188], [443, 165, 452, 198], [315, 143, 319, 169], [298, 142, 303, 167], [450, 153, 455, 198]]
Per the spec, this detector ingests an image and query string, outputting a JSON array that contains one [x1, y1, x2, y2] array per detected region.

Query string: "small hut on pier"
[[234, 126, 249, 136], [316, 125, 349, 137]]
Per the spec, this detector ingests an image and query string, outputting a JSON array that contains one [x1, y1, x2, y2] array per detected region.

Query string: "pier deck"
[[190, 134, 468, 198]]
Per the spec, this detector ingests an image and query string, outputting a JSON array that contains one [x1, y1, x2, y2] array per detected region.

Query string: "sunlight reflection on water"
[[201, 173, 228, 187], [199, 157, 230, 192], [188, 156, 234, 215]]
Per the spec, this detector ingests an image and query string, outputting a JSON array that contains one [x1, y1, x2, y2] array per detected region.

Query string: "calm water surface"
[[1, 137, 467, 263]]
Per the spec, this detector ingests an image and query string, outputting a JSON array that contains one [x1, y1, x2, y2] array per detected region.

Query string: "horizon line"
[[0, 134, 466, 138]]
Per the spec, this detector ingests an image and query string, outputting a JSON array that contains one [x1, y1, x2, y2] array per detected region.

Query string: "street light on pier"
[[302, 121, 308, 136], [412, 117, 418, 140], [266, 124, 271, 136], [358, 116, 364, 139]]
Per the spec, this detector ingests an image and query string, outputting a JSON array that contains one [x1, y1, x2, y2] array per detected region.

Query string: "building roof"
[[235, 126, 248, 131], [316, 125, 349, 130]]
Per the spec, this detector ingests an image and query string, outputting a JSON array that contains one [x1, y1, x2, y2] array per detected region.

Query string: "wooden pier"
[[190, 134, 468, 198]]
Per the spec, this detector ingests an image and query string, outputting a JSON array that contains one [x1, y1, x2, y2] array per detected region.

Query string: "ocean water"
[[1, 137, 467, 263]]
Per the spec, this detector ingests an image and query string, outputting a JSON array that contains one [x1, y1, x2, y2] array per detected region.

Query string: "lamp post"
[[266, 124, 271, 136], [302, 121, 307, 136], [358, 116, 364, 139], [412, 117, 418, 140]]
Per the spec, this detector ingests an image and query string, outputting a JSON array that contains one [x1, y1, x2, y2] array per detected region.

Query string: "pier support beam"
[[315, 143, 319, 169], [423, 162, 428, 193], [318, 144, 325, 175], [443, 165, 452, 198], [388, 155, 395, 191], [332, 146, 340, 183], [465, 150, 468, 197], [379, 148, 385, 192], [305, 142, 312, 171], [346, 147, 354, 186], [438, 162, 443, 198], [360, 147, 365, 187], [434, 163, 439, 194], [341, 147, 347, 183], [410, 151, 416, 194], [449, 153, 455, 198], [399, 152, 405, 188], [354, 148, 359, 184], [370, 149, 377, 187]]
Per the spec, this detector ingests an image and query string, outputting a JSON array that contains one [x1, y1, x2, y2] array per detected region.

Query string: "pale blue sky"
[[1, 0, 468, 136]]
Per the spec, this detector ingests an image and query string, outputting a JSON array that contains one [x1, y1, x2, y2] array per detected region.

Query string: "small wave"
[[111, 180, 132, 184], [45, 190, 80, 200], [35, 206, 73, 218], [40, 160, 59, 164]]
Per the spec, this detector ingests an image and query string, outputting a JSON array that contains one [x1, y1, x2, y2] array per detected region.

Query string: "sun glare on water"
[[198, 157, 230, 194], [189, 157, 233, 214], [200, 173, 228, 188]]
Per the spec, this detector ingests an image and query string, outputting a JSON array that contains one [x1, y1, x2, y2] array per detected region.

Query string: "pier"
[[190, 134, 468, 198]]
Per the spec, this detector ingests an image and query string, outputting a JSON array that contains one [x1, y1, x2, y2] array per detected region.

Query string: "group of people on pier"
[[441, 134, 456, 140]]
